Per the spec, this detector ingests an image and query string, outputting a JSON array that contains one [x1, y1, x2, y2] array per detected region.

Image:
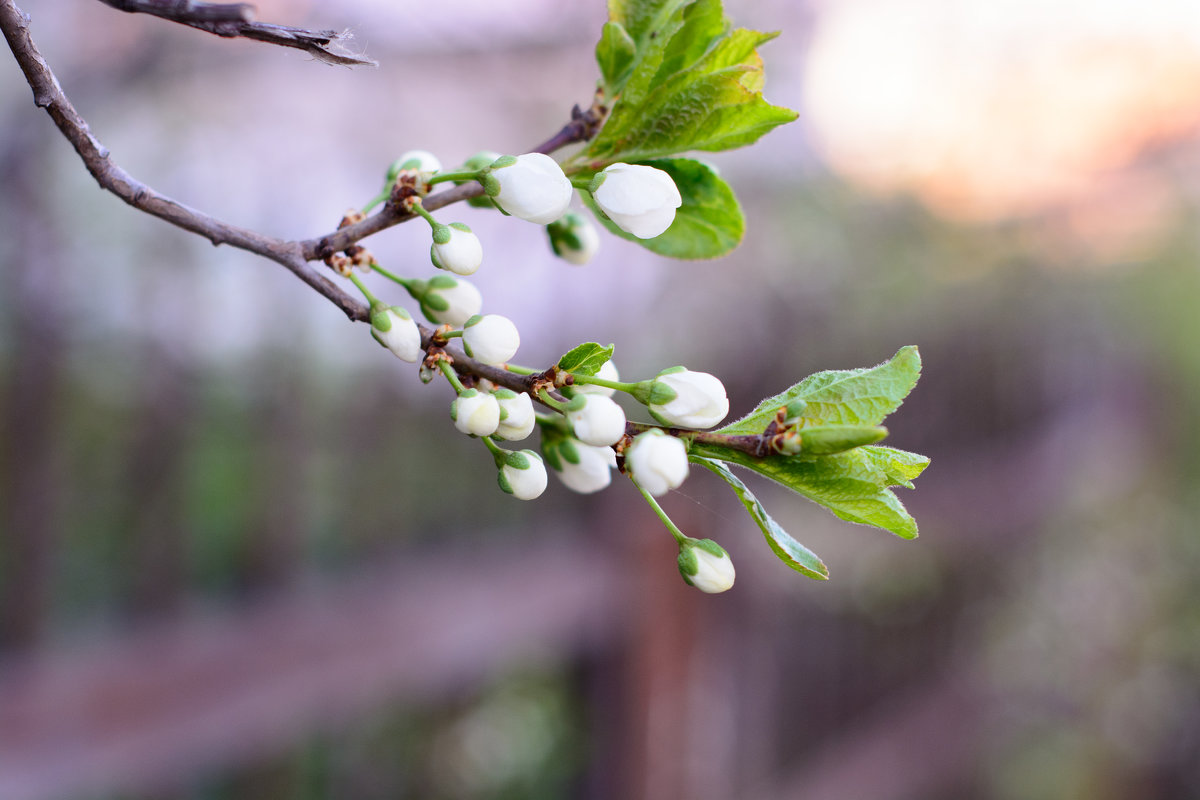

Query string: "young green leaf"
[[719, 346, 922, 436], [690, 442, 929, 540], [596, 21, 637, 92], [694, 456, 829, 579], [583, 17, 796, 165], [558, 342, 616, 376], [583, 157, 743, 259]]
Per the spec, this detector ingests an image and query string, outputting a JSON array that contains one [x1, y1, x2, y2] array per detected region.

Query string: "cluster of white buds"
[[347, 146, 737, 589]]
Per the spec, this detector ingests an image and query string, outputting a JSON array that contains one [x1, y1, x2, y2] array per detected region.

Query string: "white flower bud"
[[678, 539, 736, 593], [497, 449, 548, 500], [564, 394, 626, 447], [547, 212, 600, 265], [493, 389, 535, 441], [549, 438, 616, 494], [450, 389, 500, 437], [647, 368, 729, 429], [419, 275, 483, 327], [625, 429, 689, 496], [575, 359, 619, 397], [430, 223, 483, 276], [489, 153, 574, 225], [396, 149, 442, 174], [462, 314, 520, 366], [590, 163, 682, 239], [370, 305, 422, 363]]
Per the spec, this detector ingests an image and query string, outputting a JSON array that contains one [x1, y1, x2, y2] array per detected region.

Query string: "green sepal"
[[464, 315, 483, 328], [428, 274, 458, 289], [558, 342, 615, 376], [588, 172, 607, 194], [497, 470, 515, 494], [369, 302, 392, 331], [506, 450, 531, 470], [448, 222, 473, 233], [480, 173, 501, 197], [582, 157, 744, 259], [648, 381, 678, 406], [564, 395, 588, 412], [677, 546, 699, 582], [432, 224, 452, 245], [693, 456, 829, 579], [489, 154, 518, 169]]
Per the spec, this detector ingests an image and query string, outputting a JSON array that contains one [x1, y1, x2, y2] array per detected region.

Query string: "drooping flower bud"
[[430, 223, 483, 276], [644, 367, 729, 429], [677, 538, 736, 593], [414, 275, 483, 327], [546, 212, 600, 265], [369, 304, 422, 363], [493, 388, 536, 441], [574, 359, 619, 397], [564, 393, 626, 447], [450, 389, 501, 437], [625, 429, 689, 496], [462, 314, 520, 366], [589, 163, 682, 239], [544, 437, 616, 494], [487, 153, 573, 225], [497, 449, 548, 500]]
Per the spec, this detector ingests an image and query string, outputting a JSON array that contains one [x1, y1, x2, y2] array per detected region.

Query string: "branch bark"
[[93, 0, 375, 66]]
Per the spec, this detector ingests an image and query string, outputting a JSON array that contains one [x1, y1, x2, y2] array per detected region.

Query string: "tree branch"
[[0, 0, 369, 321], [93, 0, 375, 66]]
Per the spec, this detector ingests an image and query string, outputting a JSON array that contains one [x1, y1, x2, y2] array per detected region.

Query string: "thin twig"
[[94, 0, 375, 66], [0, 0, 369, 320]]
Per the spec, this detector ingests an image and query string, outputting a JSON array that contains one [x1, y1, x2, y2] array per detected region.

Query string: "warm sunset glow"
[[803, 0, 1200, 220]]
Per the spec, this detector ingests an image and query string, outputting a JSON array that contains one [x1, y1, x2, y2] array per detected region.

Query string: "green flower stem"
[[569, 176, 594, 191], [347, 272, 378, 305], [428, 169, 484, 186], [370, 262, 413, 289], [439, 360, 467, 394], [411, 202, 441, 230], [537, 387, 569, 412], [440, 329, 464, 339], [361, 187, 390, 214], [481, 435, 508, 466], [569, 372, 639, 394], [636, 483, 688, 545], [504, 364, 538, 375]]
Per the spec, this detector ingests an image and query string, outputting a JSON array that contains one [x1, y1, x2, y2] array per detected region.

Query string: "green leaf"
[[596, 21, 637, 91], [694, 456, 829, 579], [690, 443, 928, 540], [583, 157, 743, 259], [584, 15, 796, 165], [557, 342, 615, 376], [719, 346, 923, 435]]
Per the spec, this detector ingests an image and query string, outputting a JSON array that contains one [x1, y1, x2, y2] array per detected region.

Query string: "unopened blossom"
[[497, 449, 548, 500], [646, 367, 729, 429], [489, 153, 573, 225], [564, 394, 626, 447], [547, 212, 600, 265], [548, 438, 616, 494], [370, 305, 422, 363], [493, 389, 536, 441], [678, 538, 736, 593], [625, 429, 689, 496], [430, 223, 483, 276], [451, 389, 500, 437], [462, 314, 520, 366], [418, 275, 482, 327], [590, 162, 682, 239]]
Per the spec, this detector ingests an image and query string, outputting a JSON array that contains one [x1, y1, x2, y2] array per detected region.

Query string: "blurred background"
[[2, 0, 1200, 797]]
